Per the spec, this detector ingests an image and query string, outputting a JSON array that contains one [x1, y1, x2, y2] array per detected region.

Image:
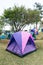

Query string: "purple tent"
[[6, 31, 36, 56]]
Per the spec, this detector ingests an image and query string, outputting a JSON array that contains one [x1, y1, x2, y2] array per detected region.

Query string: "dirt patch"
[[0, 39, 10, 44]]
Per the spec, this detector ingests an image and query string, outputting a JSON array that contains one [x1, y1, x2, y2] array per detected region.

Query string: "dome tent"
[[30, 29, 36, 40], [0, 33, 7, 39], [6, 31, 36, 57]]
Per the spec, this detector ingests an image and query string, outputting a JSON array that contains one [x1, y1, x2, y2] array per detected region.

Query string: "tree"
[[34, 2, 43, 29], [0, 16, 5, 30], [34, 2, 42, 10], [3, 5, 40, 31], [27, 9, 40, 28], [34, 2, 43, 17], [3, 6, 29, 31]]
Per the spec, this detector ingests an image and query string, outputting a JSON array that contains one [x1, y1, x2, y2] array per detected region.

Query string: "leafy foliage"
[[3, 6, 40, 31]]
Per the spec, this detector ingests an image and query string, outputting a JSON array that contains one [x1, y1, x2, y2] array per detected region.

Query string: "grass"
[[36, 32, 43, 40], [0, 32, 43, 65], [0, 40, 43, 65]]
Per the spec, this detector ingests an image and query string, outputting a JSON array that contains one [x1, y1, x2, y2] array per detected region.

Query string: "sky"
[[0, 0, 43, 15]]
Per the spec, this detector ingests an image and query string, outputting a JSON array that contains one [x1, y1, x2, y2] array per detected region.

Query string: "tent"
[[30, 29, 36, 40], [35, 29, 38, 35], [6, 31, 36, 57], [7, 33, 12, 39], [0, 33, 7, 39]]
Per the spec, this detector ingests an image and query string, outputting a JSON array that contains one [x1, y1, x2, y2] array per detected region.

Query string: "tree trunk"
[[36, 22, 38, 34], [11, 24, 14, 32], [36, 22, 37, 29], [13, 22, 18, 32]]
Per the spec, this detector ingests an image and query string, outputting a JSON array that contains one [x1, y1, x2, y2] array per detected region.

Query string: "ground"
[[0, 32, 43, 65]]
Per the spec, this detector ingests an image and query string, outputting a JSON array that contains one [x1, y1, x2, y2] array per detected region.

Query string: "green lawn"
[[0, 40, 43, 65]]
